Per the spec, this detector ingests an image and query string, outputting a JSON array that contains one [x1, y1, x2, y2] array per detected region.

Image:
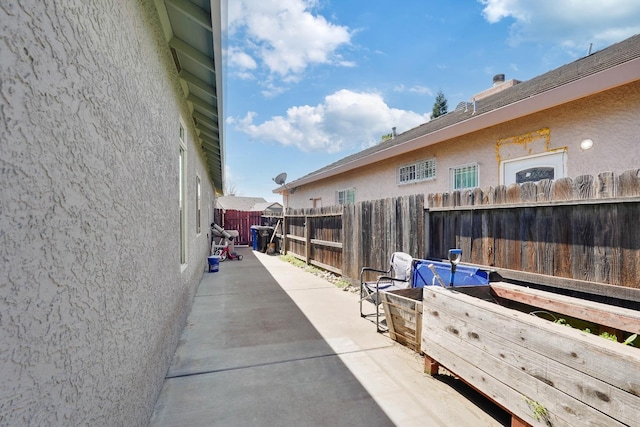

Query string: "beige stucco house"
[[1, 1, 224, 425], [278, 34, 640, 209]]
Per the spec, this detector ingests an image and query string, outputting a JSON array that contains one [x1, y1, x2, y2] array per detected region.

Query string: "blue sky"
[[222, 0, 640, 203]]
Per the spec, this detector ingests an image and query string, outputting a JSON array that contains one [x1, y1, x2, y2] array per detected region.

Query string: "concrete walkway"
[[149, 248, 508, 426]]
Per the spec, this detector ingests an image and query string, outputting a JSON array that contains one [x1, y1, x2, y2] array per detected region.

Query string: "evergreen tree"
[[432, 90, 448, 118]]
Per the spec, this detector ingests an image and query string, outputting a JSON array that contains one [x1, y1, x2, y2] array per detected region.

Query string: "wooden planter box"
[[421, 283, 640, 427], [380, 287, 423, 353]]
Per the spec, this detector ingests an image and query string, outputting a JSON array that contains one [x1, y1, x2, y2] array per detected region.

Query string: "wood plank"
[[423, 324, 624, 427], [519, 207, 536, 273], [426, 196, 640, 212], [489, 266, 640, 304], [489, 281, 640, 334], [620, 202, 640, 289], [534, 206, 554, 276], [309, 238, 343, 249], [571, 205, 595, 282], [422, 338, 569, 427], [422, 287, 640, 396], [423, 290, 637, 426]]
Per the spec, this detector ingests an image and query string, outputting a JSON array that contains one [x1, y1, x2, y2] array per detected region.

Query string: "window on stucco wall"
[[450, 163, 479, 191], [336, 188, 355, 205], [196, 175, 201, 235], [179, 123, 187, 265], [397, 158, 436, 184]]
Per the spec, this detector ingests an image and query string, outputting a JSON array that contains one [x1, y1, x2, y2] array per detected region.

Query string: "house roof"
[[279, 33, 640, 192], [253, 202, 283, 212], [154, 0, 225, 194], [216, 196, 282, 212]]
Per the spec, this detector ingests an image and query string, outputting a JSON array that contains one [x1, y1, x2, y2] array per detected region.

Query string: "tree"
[[224, 181, 238, 196], [432, 90, 448, 119]]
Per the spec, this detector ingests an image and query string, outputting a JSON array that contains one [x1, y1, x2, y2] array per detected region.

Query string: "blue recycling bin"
[[250, 226, 259, 250]]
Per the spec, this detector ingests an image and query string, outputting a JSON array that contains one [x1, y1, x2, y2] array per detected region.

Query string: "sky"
[[221, 0, 640, 203]]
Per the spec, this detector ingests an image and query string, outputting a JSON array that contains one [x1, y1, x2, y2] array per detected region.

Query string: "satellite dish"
[[273, 172, 287, 186]]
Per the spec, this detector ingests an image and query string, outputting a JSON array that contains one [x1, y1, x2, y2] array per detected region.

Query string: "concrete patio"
[[149, 247, 509, 426]]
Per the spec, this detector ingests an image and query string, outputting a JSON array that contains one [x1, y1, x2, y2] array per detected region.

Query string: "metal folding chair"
[[359, 252, 413, 332]]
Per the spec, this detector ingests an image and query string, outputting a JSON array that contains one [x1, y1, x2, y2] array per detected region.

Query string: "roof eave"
[[287, 56, 640, 189]]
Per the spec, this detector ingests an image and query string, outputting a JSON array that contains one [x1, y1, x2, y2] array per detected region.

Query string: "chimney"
[[392, 127, 397, 138], [493, 74, 505, 86]]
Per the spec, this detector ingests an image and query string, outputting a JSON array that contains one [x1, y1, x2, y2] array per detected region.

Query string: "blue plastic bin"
[[250, 226, 259, 250], [207, 255, 220, 272]]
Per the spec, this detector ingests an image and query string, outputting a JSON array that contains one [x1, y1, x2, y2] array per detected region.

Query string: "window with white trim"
[[195, 175, 201, 234], [397, 158, 436, 184], [336, 188, 355, 205], [450, 163, 478, 190], [179, 123, 187, 265]]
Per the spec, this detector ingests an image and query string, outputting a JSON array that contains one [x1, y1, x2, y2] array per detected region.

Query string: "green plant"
[[553, 318, 639, 346], [524, 398, 549, 423], [624, 334, 638, 346], [599, 331, 618, 342], [334, 278, 351, 289]]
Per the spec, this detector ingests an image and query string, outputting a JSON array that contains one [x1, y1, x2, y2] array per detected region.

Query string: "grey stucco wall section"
[[0, 1, 213, 425]]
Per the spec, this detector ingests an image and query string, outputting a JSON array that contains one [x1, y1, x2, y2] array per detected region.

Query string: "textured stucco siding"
[[1, 1, 212, 425], [289, 81, 640, 208]]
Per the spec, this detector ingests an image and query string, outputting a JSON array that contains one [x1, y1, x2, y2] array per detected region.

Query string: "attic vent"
[[455, 101, 473, 112], [170, 47, 182, 72]]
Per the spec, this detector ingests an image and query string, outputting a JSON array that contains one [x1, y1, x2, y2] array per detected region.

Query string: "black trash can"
[[251, 226, 274, 252]]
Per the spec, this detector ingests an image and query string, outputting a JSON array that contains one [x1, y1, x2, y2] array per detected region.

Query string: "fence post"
[[283, 215, 288, 255], [305, 215, 311, 264]]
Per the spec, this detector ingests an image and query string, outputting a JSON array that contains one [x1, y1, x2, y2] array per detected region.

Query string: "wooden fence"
[[342, 195, 424, 280], [276, 170, 640, 290], [214, 209, 262, 245], [279, 195, 425, 281], [427, 169, 640, 288]]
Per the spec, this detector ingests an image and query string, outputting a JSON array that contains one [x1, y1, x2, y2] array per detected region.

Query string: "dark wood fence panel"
[[427, 169, 640, 289], [214, 209, 262, 245], [280, 195, 424, 281], [342, 194, 425, 281]]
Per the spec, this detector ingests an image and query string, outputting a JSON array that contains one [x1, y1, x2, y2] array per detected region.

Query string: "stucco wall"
[[289, 81, 640, 208], [0, 1, 212, 425]]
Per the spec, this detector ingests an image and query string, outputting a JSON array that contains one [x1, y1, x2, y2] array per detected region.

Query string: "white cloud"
[[479, 0, 640, 50], [228, 90, 430, 153], [394, 84, 433, 96], [227, 0, 352, 79], [227, 47, 257, 70]]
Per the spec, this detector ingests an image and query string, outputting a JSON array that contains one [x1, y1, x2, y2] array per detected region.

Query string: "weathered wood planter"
[[421, 283, 640, 427], [380, 287, 423, 353]]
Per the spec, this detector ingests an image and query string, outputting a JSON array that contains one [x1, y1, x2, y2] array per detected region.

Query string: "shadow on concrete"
[[150, 248, 394, 426]]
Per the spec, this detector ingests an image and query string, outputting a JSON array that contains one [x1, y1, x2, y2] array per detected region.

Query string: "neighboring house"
[[277, 34, 640, 209], [216, 196, 274, 212], [1, 1, 224, 425]]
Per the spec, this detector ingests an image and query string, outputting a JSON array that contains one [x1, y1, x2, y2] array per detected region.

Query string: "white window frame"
[[336, 188, 355, 205], [179, 122, 187, 266], [397, 158, 436, 185], [500, 150, 567, 186], [450, 163, 479, 191], [195, 175, 201, 235]]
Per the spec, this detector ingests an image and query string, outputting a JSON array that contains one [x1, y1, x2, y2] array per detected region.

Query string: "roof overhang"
[[154, 0, 225, 194], [284, 56, 640, 191]]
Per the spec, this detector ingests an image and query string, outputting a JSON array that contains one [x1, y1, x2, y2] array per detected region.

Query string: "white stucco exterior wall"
[[1, 1, 213, 425], [288, 81, 640, 208]]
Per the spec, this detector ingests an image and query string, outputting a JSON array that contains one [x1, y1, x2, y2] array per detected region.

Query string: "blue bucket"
[[207, 255, 220, 272]]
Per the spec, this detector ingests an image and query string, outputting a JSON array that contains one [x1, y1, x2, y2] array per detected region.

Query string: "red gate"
[[214, 209, 262, 245]]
